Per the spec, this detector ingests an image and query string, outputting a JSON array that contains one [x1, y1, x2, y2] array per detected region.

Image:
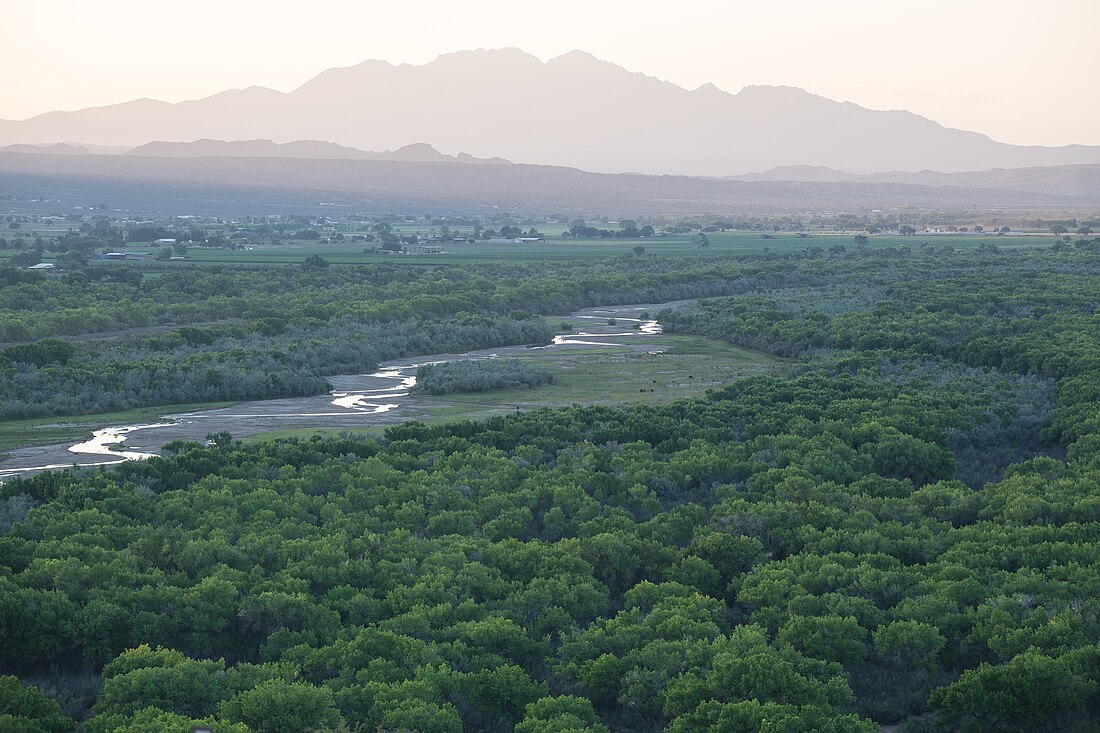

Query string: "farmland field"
[[0, 229, 1063, 268]]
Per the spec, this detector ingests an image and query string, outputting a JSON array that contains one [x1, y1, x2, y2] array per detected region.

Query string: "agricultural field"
[[166, 233, 1050, 265], [0, 209, 1077, 270], [0, 231, 1060, 268]]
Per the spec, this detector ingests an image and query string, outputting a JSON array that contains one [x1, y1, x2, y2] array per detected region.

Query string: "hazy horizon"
[[3, 0, 1099, 147]]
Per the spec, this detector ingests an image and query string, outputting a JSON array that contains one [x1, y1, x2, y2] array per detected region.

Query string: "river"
[[0, 301, 688, 480]]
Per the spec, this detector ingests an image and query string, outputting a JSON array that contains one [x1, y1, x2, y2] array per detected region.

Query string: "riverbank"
[[0, 401, 236, 456], [0, 301, 782, 480]]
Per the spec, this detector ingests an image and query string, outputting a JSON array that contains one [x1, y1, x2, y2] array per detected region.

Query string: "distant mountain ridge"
[[861, 166, 1100, 198], [731, 165, 865, 183], [730, 164, 1100, 197], [125, 139, 512, 164], [2, 139, 512, 165], [1, 142, 91, 155], [2, 150, 1095, 218], [2, 48, 1099, 176]]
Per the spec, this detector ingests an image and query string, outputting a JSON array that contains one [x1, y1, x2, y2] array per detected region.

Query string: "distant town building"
[[489, 237, 544, 244]]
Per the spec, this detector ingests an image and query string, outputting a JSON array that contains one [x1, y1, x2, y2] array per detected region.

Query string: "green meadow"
[[11, 231, 1050, 268], [244, 334, 784, 443]]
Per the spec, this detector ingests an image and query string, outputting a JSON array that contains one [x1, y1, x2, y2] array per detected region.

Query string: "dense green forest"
[[3, 247, 1100, 732]]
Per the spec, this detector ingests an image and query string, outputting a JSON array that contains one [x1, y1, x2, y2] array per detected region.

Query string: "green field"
[[423, 336, 781, 408], [152, 232, 1063, 265], [244, 335, 784, 443], [1, 230, 1063, 269]]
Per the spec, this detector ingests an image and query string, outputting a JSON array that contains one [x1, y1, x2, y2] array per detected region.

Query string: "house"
[[517, 237, 543, 243], [28, 262, 56, 270], [154, 238, 177, 245]]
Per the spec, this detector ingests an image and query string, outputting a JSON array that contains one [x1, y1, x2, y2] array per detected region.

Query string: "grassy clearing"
[[420, 335, 782, 410], [0, 401, 235, 453], [243, 335, 784, 444]]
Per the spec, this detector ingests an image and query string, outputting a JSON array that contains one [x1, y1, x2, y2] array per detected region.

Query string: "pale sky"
[[3, 0, 1098, 146]]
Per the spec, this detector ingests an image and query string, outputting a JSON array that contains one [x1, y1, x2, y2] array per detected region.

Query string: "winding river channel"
[[0, 301, 687, 480]]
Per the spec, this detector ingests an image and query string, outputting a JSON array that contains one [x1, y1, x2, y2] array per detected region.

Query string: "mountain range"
[[3, 150, 1095, 217], [125, 140, 511, 164], [729, 164, 1100, 198], [2, 48, 1098, 176], [0, 140, 511, 164]]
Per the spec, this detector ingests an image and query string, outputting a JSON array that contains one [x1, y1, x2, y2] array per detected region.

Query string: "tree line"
[[412, 358, 555, 396]]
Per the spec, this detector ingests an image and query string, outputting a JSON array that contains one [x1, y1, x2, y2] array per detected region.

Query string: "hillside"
[[1, 151, 1090, 216], [733, 163, 1100, 198], [1, 49, 1098, 175], [0, 142, 91, 155], [126, 139, 512, 164]]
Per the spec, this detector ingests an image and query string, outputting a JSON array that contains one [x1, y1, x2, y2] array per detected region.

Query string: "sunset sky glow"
[[3, 0, 1097, 145]]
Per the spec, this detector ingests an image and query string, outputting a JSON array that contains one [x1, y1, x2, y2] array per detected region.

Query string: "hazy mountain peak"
[[438, 47, 536, 59], [387, 142, 444, 160], [431, 47, 542, 68], [694, 82, 726, 94], [731, 164, 863, 182], [548, 49, 661, 83], [291, 58, 396, 94], [548, 49, 604, 64], [200, 85, 281, 101], [736, 84, 821, 99], [2, 48, 1098, 175], [352, 58, 397, 69]]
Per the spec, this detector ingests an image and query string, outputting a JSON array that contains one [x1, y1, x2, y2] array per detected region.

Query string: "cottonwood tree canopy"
[[3, 244, 1100, 731]]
